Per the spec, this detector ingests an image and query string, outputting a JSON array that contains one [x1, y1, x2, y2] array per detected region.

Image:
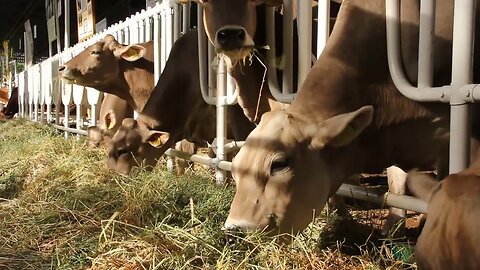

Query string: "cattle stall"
[[17, 0, 480, 219]]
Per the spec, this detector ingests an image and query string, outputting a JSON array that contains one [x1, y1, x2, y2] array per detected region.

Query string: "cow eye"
[[270, 155, 290, 175], [116, 148, 129, 157], [91, 50, 101, 55]]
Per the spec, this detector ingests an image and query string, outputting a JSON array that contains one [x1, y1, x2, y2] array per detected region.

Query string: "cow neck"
[[225, 55, 279, 123], [290, 0, 437, 128], [289, 0, 387, 121]]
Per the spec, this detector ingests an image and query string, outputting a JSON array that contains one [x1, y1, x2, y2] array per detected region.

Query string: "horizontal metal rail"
[[51, 124, 88, 136], [164, 148, 427, 213], [337, 184, 427, 214]]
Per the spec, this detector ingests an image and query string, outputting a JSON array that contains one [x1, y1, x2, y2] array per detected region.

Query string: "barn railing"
[[16, 0, 432, 215]]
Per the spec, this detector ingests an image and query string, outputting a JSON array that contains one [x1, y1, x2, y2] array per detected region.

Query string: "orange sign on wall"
[[76, 0, 96, 41]]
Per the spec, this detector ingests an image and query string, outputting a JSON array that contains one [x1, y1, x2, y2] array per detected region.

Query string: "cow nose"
[[222, 224, 246, 245], [216, 28, 247, 49], [58, 65, 66, 72]]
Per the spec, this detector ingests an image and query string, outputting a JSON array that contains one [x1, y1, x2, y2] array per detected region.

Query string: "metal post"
[[317, 0, 330, 59], [449, 0, 476, 173], [182, 1, 191, 34], [297, 0, 312, 89], [153, 13, 161, 82], [197, 6, 216, 104], [215, 57, 228, 185], [161, 9, 167, 70], [418, 0, 435, 88], [386, 0, 450, 102], [64, 0, 70, 49], [173, 3, 181, 40], [64, 104, 69, 138], [265, 7, 295, 103], [76, 104, 82, 139], [282, 0, 293, 95]]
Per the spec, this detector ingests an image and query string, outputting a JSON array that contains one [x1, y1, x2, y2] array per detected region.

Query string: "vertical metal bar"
[[161, 10, 167, 70], [297, 0, 312, 89], [449, 0, 476, 173], [282, 0, 293, 94], [166, 8, 174, 57], [145, 17, 152, 41], [153, 13, 161, 82], [197, 6, 215, 104], [76, 104, 82, 139], [418, 0, 435, 88], [182, 2, 191, 34], [216, 58, 227, 185], [90, 104, 97, 126], [64, 0, 70, 49], [64, 104, 69, 138], [173, 4, 181, 40], [317, 0, 330, 58]]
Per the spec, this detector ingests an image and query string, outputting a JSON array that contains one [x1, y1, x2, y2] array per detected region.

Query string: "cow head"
[[225, 106, 373, 234], [86, 110, 117, 148], [107, 118, 171, 175], [179, 0, 282, 61], [59, 35, 146, 88]]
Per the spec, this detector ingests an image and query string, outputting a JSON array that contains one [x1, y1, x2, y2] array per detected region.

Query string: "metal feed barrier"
[[18, 0, 480, 216]]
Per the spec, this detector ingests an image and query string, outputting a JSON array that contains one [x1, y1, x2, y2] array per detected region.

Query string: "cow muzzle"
[[214, 26, 254, 60], [58, 66, 77, 83]]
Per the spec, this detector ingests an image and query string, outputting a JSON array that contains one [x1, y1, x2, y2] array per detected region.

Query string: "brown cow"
[[108, 29, 255, 175], [87, 93, 134, 148], [181, 0, 341, 122], [59, 35, 155, 112], [407, 163, 480, 270], [178, 0, 293, 123], [223, 0, 480, 234], [0, 86, 18, 119]]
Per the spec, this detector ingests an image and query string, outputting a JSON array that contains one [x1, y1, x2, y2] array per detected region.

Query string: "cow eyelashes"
[[270, 155, 290, 175]]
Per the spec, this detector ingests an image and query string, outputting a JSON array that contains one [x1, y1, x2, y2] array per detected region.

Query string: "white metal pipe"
[[336, 184, 428, 214], [125, 26, 131, 44], [197, 7, 216, 105], [161, 10, 167, 70], [297, 0, 312, 89], [173, 3, 181, 40], [449, 0, 476, 173], [154, 14, 161, 82], [265, 7, 295, 103], [317, 0, 330, 59], [166, 8, 174, 59], [64, 104, 69, 138], [417, 0, 435, 88], [47, 104, 52, 123], [52, 124, 87, 136], [386, 0, 450, 102], [76, 104, 82, 139], [223, 73, 239, 105], [208, 45, 216, 98], [182, 2, 191, 34], [215, 58, 228, 185], [90, 104, 97, 126], [282, 0, 293, 95], [145, 17, 152, 41]]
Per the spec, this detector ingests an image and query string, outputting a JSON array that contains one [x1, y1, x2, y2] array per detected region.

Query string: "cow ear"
[[311, 106, 374, 148], [145, 131, 170, 148], [114, 44, 146, 61], [257, 0, 283, 6], [105, 110, 116, 130], [407, 171, 440, 202]]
